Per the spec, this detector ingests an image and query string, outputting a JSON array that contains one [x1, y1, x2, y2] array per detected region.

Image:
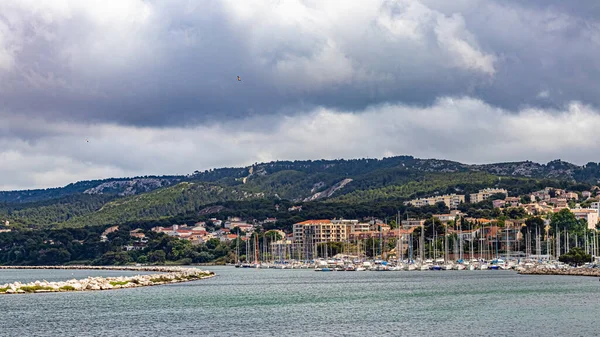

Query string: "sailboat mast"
[[506, 223, 509, 261], [255, 233, 259, 264], [397, 211, 401, 264]]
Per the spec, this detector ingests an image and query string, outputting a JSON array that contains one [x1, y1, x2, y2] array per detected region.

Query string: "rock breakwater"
[[517, 266, 600, 277], [0, 265, 214, 294]]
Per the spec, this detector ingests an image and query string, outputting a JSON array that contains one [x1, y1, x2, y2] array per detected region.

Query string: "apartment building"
[[404, 194, 465, 209], [469, 188, 508, 203], [433, 210, 465, 223], [401, 219, 426, 228], [292, 220, 349, 245], [349, 222, 371, 232], [563, 192, 579, 200], [293, 219, 352, 259], [571, 209, 599, 230]]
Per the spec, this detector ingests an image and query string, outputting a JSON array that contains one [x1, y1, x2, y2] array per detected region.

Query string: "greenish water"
[[1, 267, 599, 336]]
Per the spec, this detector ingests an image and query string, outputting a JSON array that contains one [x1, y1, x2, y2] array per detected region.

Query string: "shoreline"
[[0, 265, 215, 294], [517, 267, 600, 277]]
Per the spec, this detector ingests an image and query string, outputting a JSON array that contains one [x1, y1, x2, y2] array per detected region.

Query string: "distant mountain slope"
[[2, 155, 600, 228], [0, 176, 184, 204]]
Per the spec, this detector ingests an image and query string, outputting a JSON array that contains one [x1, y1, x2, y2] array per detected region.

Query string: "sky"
[[2, 0, 600, 190]]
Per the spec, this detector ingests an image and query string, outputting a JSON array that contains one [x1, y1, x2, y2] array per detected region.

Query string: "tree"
[[38, 248, 71, 264], [550, 209, 586, 237], [522, 216, 546, 242], [97, 251, 132, 265], [197, 251, 214, 263], [148, 250, 166, 264], [558, 247, 591, 266], [506, 207, 526, 219], [524, 217, 545, 232], [423, 217, 444, 239], [205, 238, 221, 250], [265, 230, 283, 241]]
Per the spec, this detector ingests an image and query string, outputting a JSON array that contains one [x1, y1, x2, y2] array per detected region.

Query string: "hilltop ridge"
[[1, 155, 599, 228]]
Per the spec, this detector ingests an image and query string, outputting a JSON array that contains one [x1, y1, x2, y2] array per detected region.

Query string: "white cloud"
[[2, 97, 600, 190], [0, 16, 18, 71], [537, 90, 550, 98], [434, 13, 496, 75]]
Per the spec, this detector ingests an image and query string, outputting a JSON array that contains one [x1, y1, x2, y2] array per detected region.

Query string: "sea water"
[[1, 266, 598, 336]]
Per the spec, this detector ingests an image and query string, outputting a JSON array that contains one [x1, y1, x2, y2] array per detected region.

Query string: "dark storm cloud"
[[2, 1, 600, 190], [1, 0, 599, 129]]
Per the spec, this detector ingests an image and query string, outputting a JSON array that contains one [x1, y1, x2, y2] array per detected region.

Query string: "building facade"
[[404, 194, 465, 209], [293, 220, 350, 243], [293, 220, 351, 259], [469, 188, 509, 204], [571, 209, 599, 230]]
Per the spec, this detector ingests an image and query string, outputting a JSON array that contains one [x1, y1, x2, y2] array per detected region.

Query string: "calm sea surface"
[[1, 266, 599, 336]]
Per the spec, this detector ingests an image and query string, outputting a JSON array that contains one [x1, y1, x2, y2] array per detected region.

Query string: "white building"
[[571, 209, 599, 230], [404, 194, 465, 209], [470, 188, 508, 203]]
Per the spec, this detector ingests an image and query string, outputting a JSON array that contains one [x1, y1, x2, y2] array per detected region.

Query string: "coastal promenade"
[[0, 265, 215, 294]]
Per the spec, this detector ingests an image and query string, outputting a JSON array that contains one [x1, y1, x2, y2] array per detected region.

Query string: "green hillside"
[[0, 195, 115, 228], [2, 155, 600, 229], [331, 172, 498, 203], [62, 182, 265, 227]]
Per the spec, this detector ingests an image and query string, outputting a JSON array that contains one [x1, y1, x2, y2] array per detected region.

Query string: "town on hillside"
[[91, 186, 600, 269]]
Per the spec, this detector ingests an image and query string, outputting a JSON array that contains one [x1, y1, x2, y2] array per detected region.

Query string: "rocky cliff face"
[[303, 178, 353, 202], [83, 178, 180, 196], [470, 160, 578, 179]]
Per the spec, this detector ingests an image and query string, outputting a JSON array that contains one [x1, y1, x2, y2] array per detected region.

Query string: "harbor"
[[232, 218, 600, 273], [234, 257, 600, 272]]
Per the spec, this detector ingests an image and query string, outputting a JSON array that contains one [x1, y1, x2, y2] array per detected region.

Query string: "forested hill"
[[1, 155, 600, 228], [0, 176, 184, 203]]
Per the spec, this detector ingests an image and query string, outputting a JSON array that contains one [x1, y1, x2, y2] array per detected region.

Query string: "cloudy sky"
[[2, 0, 600, 190]]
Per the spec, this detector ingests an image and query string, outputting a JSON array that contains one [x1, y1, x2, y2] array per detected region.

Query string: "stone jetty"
[[0, 265, 215, 294], [517, 266, 600, 277]]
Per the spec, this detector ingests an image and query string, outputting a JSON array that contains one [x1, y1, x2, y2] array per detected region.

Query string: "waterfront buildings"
[[292, 220, 349, 246], [292, 219, 352, 259]]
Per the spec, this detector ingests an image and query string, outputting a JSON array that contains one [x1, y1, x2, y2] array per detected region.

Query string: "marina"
[[231, 211, 600, 276], [233, 222, 600, 273], [234, 257, 599, 273]]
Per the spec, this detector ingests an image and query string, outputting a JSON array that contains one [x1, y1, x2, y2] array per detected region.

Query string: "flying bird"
[[237, 76, 241, 81], [85, 139, 89, 143]]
